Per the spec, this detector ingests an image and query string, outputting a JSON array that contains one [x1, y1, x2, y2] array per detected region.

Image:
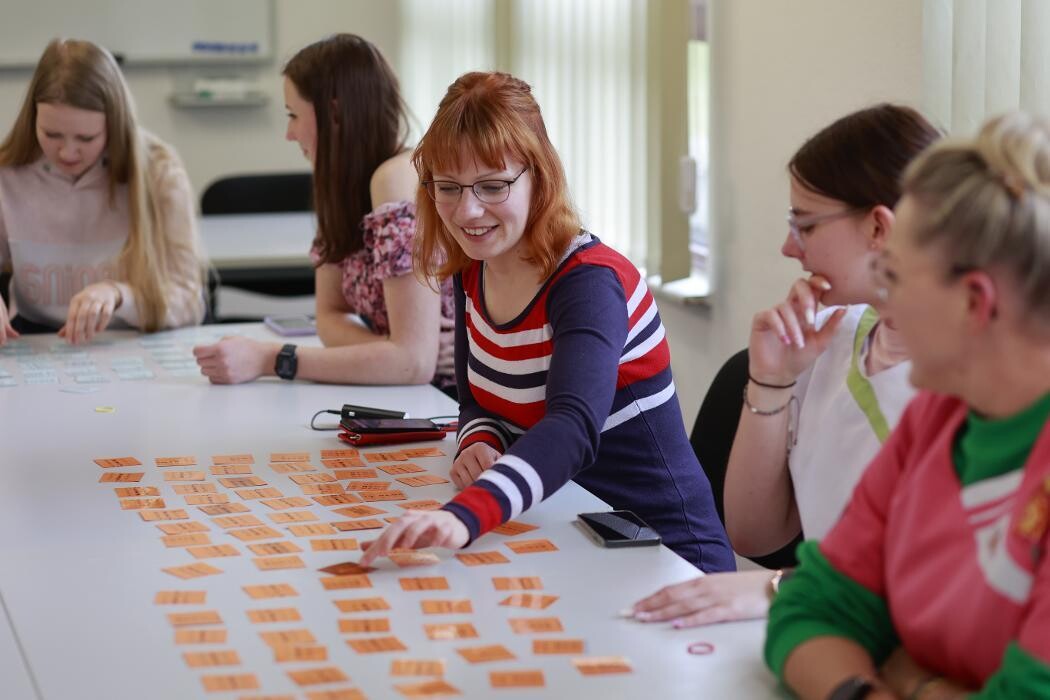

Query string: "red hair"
[[413, 72, 580, 282]]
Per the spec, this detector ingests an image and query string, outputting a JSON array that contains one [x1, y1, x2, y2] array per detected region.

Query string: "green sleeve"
[[971, 643, 1050, 699], [765, 540, 899, 679]]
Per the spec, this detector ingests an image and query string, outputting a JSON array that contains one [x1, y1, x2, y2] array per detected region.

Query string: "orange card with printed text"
[[120, 497, 166, 510], [243, 583, 298, 599], [322, 448, 360, 459], [115, 486, 159, 497], [346, 636, 407, 654], [289, 523, 339, 536], [332, 505, 385, 519], [289, 473, 338, 485], [505, 538, 558, 554], [228, 525, 284, 541], [424, 623, 478, 641], [490, 670, 545, 688], [455, 551, 509, 566], [254, 555, 306, 571], [248, 541, 302, 556], [200, 673, 258, 692], [319, 561, 375, 576], [396, 475, 450, 488], [211, 453, 254, 465], [173, 483, 218, 495], [364, 451, 409, 463], [499, 593, 558, 610], [94, 457, 141, 468], [311, 538, 359, 552], [338, 617, 390, 634], [398, 500, 443, 511], [322, 457, 367, 469], [390, 659, 446, 677], [572, 656, 633, 675], [401, 447, 446, 458], [332, 468, 378, 480], [320, 574, 373, 590], [420, 599, 472, 615], [269, 510, 319, 524], [100, 472, 143, 482], [399, 577, 450, 591], [220, 476, 267, 488], [183, 650, 241, 668], [333, 596, 390, 613], [212, 514, 264, 529], [154, 590, 206, 605], [140, 509, 190, 522], [313, 494, 362, 506], [508, 616, 563, 634], [164, 470, 206, 482], [187, 544, 240, 559], [359, 490, 407, 502], [492, 576, 542, 591], [272, 461, 317, 474], [272, 645, 328, 662], [261, 497, 312, 510], [184, 494, 229, 506], [331, 519, 385, 532], [157, 521, 209, 535], [237, 487, 285, 500], [198, 503, 250, 515], [247, 607, 302, 624], [533, 638, 585, 654], [490, 521, 539, 536], [300, 484, 345, 496], [287, 666, 349, 687], [167, 610, 223, 626], [455, 644, 516, 664], [271, 452, 311, 463], [376, 463, 426, 475], [210, 464, 252, 476], [260, 629, 316, 648], [175, 628, 227, 644], [393, 679, 460, 697], [155, 456, 196, 467]]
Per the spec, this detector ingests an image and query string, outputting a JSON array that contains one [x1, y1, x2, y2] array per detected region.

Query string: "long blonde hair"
[[0, 38, 184, 330], [902, 112, 1050, 324]]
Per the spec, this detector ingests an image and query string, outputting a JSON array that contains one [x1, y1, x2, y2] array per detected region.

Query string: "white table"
[[0, 325, 783, 699]]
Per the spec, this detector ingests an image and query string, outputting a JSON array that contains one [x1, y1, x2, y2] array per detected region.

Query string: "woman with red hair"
[[361, 72, 734, 572]]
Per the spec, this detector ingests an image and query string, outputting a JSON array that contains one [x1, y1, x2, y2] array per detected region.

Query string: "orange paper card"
[[287, 667, 349, 687], [393, 680, 460, 697], [489, 670, 545, 688], [94, 456, 142, 468], [364, 451, 409, 463], [249, 541, 302, 556], [332, 468, 378, 480], [243, 583, 298, 599], [272, 462, 318, 474], [271, 452, 311, 463], [399, 577, 450, 591], [247, 607, 302, 624], [359, 490, 407, 502], [312, 494, 362, 506], [155, 456, 196, 467], [399, 500, 443, 511], [533, 638, 585, 654], [572, 656, 633, 675], [115, 486, 159, 497], [454, 551, 509, 566], [261, 497, 312, 510], [338, 617, 390, 634], [420, 599, 472, 615], [319, 574, 373, 590], [183, 650, 241, 667], [424, 623, 478, 641], [311, 538, 359, 552], [492, 576, 542, 591], [173, 483, 219, 495], [200, 673, 258, 692], [120, 497, 166, 510], [333, 596, 390, 613], [318, 562, 375, 576], [184, 493, 229, 506], [253, 555, 306, 571], [345, 481, 394, 492], [490, 521, 539, 537], [273, 645, 328, 662], [332, 505, 385, 519], [99, 472, 143, 482], [346, 636, 407, 654], [260, 629, 316, 648], [508, 617, 563, 634], [289, 473, 337, 485], [164, 470, 206, 482], [228, 525, 284, 542], [321, 448, 360, 459], [504, 538, 558, 554], [187, 544, 240, 559], [237, 487, 284, 500], [455, 644, 516, 664], [154, 590, 206, 605], [499, 593, 558, 610], [139, 509, 189, 522], [175, 628, 227, 645], [322, 457, 367, 469], [376, 464, 426, 475], [395, 475, 450, 488], [331, 519, 384, 532], [211, 453, 254, 465], [300, 483, 345, 496], [210, 464, 252, 476], [167, 610, 223, 626], [288, 523, 339, 537], [400, 448, 446, 458], [198, 503, 249, 515], [213, 514, 264, 529], [269, 510, 319, 524], [220, 476, 267, 488], [157, 521, 209, 535], [390, 659, 446, 677]]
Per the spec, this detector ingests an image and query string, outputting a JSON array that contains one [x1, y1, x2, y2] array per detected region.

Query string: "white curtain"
[[923, 0, 1050, 134], [398, 0, 650, 265]]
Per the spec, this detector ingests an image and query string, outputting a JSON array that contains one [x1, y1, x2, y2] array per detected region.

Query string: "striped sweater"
[[441, 234, 734, 572]]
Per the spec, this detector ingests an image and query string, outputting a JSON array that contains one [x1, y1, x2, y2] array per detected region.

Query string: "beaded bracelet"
[[742, 385, 797, 416]]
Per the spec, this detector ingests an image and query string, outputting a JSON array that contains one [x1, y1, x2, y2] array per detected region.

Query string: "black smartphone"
[[576, 510, 662, 548], [340, 417, 439, 434]]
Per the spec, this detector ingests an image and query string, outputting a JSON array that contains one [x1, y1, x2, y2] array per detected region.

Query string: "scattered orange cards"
[[423, 623, 478, 640], [162, 532, 212, 548], [175, 629, 227, 645], [157, 521, 209, 535], [287, 666, 349, 687], [376, 464, 425, 475], [333, 597, 390, 613], [210, 464, 252, 476], [390, 659, 446, 677], [164, 470, 206, 482], [254, 555, 306, 571], [399, 577, 450, 591], [490, 670, 545, 688], [211, 453, 254, 465], [228, 525, 284, 542], [212, 514, 264, 529], [393, 680, 460, 698], [320, 574, 373, 590], [139, 509, 189, 522], [247, 607, 302, 624], [346, 636, 407, 654], [420, 599, 472, 615], [154, 590, 206, 605], [167, 610, 223, 626], [492, 576, 542, 591], [200, 673, 258, 692], [115, 486, 159, 497], [183, 650, 241, 667], [332, 505, 385, 519], [288, 523, 339, 537], [499, 593, 559, 610], [533, 638, 585, 654], [243, 583, 298, 599], [249, 541, 302, 556], [508, 617, 564, 634], [505, 538, 558, 554], [311, 538, 359, 552], [99, 472, 143, 482], [331, 519, 385, 532], [490, 521, 539, 536], [388, 551, 441, 568], [572, 656, 633, 675], [455, 644, 516, 664], [454, 551, 509, 566], [187, 544, 240, 559], [155, 456, 196, 467], [94, 457, 142, 468], [271, 452, 311, 463], [338, 617, 390, 634], [395, 475, 449, 488]]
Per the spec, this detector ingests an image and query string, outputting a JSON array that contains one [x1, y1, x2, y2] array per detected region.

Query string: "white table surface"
[[0, 325, 784, 700], [199, 212, 315, 270]]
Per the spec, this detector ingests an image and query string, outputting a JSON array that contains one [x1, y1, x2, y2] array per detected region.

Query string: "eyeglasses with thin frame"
[[787, 207, 865, 251], [422, 167, 529, 205]]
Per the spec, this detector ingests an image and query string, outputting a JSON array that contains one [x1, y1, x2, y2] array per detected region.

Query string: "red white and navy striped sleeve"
[[443, 263, 628, 542]]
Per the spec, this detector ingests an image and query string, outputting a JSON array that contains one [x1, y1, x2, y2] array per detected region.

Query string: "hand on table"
[[0, 299, 19, 346], [193, 337, 278, 384], [451, 443, 502, 489], [358, 509, 469, 567], [627, 570, 775, 628], [57, 281, 121, 345]]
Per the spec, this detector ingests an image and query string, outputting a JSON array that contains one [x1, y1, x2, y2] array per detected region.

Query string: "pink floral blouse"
[[311, 200, 455, 387]]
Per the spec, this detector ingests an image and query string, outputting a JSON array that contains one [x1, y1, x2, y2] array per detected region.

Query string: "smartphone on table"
[[264, 315, 316, 337], [576, 510, 662, 548]]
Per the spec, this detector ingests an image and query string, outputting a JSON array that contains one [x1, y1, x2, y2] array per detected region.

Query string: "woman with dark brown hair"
[[629, 104, 941, 627], [193, 34, 455, 391]]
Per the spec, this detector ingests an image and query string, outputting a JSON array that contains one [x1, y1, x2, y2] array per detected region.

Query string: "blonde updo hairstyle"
[[901, 112, 1050, 324]]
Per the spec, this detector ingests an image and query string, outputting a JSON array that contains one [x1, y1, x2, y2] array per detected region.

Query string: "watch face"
[[828, 677, 874, 700], [275, 345, 297, 379]]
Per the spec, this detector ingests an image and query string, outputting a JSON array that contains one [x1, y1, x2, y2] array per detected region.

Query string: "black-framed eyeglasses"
[[422, 167, 529, 205]]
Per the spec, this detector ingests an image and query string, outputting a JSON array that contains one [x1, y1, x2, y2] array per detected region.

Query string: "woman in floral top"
[[193, 34, 455, 392]]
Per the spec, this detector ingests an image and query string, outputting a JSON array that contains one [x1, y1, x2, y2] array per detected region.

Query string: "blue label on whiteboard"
[[192, 41, 259, 54]]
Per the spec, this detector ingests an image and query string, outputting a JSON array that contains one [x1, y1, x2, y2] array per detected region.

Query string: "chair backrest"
[[690, 348, 801, 569], [200, 172, 313, 215]]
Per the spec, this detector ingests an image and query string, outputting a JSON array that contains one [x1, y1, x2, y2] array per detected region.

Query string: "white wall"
[[667, 0, 925, 424], [0, 0, 398, 197]]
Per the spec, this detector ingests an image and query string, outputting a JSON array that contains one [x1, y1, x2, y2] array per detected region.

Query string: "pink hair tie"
[[687, 641, 715, 656]]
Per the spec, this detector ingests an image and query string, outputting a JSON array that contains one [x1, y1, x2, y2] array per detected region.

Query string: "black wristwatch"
[[827, 676, 875, 700], [274, 344, 298, 380]]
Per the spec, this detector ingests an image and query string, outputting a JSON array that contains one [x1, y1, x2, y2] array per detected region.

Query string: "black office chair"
[[691, 348, 801, 569], [200, 172, 315, 322]]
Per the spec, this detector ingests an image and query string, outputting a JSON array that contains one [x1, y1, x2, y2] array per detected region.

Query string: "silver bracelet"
[[742, 384, 796, 416]]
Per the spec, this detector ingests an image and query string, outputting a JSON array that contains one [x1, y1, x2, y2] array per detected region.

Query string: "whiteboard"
[[0, 0, 273, 67]]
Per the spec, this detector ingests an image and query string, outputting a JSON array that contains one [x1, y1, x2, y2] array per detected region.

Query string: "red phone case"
[[338, 429, 447, 446]]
